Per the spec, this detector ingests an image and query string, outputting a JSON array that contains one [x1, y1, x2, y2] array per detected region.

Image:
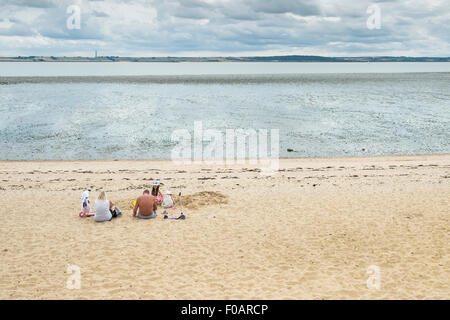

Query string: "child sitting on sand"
[[79, 190, 94, 217], [151, 181, 163, 205], [162, 190, 174, 208]]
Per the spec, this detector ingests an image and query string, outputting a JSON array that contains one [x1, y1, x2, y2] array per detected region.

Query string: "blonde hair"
[[98, 190, 107, 201]]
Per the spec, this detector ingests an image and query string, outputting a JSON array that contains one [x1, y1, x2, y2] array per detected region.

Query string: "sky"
[[0, 0, 448, 57]]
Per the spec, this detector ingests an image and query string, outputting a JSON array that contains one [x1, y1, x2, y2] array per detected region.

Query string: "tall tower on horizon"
[[95, 50, 97, 58]]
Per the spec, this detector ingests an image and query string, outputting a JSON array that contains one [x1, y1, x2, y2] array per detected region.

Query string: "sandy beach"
[[0, 154, 448, 300]]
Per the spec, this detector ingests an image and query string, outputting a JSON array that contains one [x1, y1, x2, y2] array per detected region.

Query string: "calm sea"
[[0, 62, 449, 160]]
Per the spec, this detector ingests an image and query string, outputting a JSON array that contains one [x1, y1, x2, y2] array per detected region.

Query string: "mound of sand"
[[179, 191, 228, 209], [114, 198, 136, 210], [114, 191, 228, 211]]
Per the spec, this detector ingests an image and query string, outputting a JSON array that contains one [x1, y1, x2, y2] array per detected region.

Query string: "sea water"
[[0, 62, 449, 160]]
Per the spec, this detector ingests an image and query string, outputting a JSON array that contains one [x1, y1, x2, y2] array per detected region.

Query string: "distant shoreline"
[[1, 55, 449, 63], [1, 153, 448, 163], [2, 73, 450, 85]]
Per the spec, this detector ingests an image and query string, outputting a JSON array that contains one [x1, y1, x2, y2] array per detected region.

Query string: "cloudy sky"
[[0, 0, 448, 57]]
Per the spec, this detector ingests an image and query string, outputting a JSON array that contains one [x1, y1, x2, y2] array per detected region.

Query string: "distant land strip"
[[0, 55, 449, 62], [2, 73, 449, 85]]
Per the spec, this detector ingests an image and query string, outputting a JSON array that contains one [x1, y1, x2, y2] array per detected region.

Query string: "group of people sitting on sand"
[[80, 181, 175, 222]]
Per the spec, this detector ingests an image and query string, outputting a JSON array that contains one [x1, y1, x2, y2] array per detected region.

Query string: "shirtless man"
[[133, 189, 158, 219]]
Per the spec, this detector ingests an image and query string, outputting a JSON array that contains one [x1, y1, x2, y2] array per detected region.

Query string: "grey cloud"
[[0, 0, 57, 8], [0, 0, 448, 57], [92, 10, 109, 18], [251, 0, 320, 16]]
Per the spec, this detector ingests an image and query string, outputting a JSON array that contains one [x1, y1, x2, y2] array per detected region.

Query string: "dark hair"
[[151, 185, 159, 196], [143, 189, 150, 194]]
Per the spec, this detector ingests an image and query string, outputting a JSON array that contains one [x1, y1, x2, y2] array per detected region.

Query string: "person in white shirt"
[[94, 190, 120, 222]]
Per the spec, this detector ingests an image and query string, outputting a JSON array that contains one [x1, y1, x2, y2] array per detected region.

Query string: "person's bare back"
[[133, 190, 157, 217]]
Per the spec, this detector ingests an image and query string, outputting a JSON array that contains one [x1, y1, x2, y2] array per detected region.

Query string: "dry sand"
[[0, 155, 449, 299]]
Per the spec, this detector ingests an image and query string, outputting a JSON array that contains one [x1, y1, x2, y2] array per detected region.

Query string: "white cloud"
[[0, 0, 448, 56]]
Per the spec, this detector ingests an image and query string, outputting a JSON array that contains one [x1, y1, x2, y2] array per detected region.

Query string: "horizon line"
[[2, 54, 450, 58]]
